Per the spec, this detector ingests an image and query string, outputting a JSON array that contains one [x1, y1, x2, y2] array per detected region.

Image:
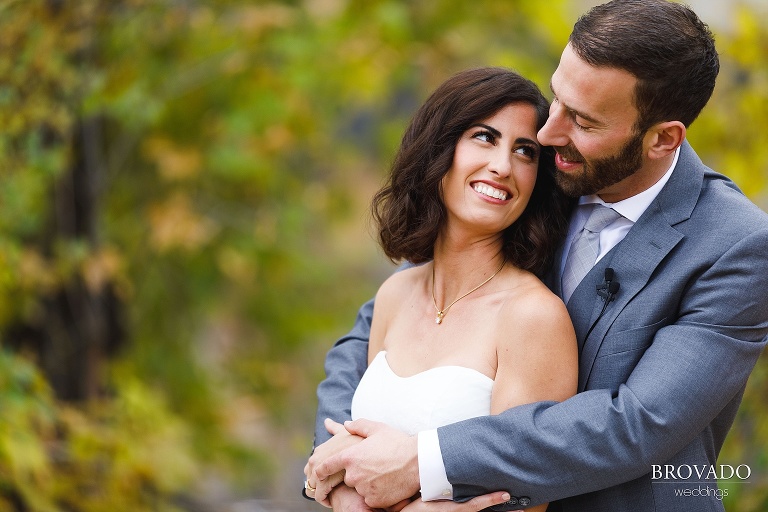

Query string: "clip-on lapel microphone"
[[583, 268, 621, 346]]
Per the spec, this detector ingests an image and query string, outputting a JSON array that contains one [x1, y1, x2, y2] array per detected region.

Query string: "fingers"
[[304, 479, 323, 506], [306, 426, 362, 488], [314, 467, 346, 504], [329, 484, 376, 512], [325, 417, 348, 436], [315, 451, 347, 482], [461, 492, 513, 511], [399, 492, 513, 512], [343, 418, 381, 438]]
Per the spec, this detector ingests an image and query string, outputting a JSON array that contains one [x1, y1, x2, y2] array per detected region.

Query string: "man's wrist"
[[417, 429, 453, 500]]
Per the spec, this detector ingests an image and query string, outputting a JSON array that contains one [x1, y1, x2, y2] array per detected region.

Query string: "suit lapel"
[[566, 255, 613, 353], [571, 141, 704, 391], [576, 211, 683, 390]]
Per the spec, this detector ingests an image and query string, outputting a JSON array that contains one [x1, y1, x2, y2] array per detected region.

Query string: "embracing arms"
[[309, 278, 580, 509], [310, 226, 768, 508], [441, 227, 768, 504]]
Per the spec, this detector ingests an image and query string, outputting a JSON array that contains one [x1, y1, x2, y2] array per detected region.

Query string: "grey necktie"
[[562, 204, 622, 303]]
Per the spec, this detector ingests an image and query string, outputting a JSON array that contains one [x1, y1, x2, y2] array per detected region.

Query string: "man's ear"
[[645, 121, 686, 160]]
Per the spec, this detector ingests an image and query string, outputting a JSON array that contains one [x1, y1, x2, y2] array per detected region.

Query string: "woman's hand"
[[325, 485, 515, 512], [304, 418, 364, 505], [400, 493, 517, 512], [328, 484, 379, 512]]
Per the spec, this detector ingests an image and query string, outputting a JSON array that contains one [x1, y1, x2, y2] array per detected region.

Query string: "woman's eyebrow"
[[516, 137, 540, 147], [468, 123, 502, 138]]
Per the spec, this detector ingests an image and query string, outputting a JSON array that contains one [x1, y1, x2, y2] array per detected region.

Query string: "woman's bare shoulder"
[[377, 264, 426, 297], [498, 272, 573, 341], [373, 264, 427, 316]]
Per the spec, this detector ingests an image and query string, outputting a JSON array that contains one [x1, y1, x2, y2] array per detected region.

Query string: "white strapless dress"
[[351, 351, 494, 435]]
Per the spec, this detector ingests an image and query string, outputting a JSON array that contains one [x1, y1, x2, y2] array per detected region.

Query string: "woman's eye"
[[514, 146, 538, 159], [472, 130, 495, 144]]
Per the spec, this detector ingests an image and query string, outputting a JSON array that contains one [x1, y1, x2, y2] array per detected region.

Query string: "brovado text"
[[652, 464, 751, 481]]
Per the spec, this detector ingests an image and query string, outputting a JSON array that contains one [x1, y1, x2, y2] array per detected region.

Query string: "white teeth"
[[472, 183, 508, 200]]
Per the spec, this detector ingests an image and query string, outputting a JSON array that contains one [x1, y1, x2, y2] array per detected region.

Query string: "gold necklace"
[[431, 258, 505, 325]]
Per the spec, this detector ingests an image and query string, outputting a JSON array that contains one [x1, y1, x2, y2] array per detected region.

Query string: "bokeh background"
[[1, 0, 766, 510]]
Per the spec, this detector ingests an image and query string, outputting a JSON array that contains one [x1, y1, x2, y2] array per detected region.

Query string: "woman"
[[308, 68, 577, 512]]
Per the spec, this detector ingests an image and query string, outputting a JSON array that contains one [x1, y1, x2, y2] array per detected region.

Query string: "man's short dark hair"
[[569, 0, 719, 131]]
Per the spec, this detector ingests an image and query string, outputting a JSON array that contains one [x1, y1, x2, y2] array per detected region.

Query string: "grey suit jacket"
[[313, 142, 768, 511]]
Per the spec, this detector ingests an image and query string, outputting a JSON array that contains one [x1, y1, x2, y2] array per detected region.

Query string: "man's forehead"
[[550, 45, 639, 122]]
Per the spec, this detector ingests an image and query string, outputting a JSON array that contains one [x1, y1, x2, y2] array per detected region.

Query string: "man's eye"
[[570, 113, 593, 131], [574, 121, 591, 131]]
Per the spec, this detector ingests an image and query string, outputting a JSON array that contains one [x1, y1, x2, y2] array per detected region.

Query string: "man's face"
[[538, 44, 650, 202]]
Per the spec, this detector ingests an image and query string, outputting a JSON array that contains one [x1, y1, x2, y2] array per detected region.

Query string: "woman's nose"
[[488, 150, 512, 177]]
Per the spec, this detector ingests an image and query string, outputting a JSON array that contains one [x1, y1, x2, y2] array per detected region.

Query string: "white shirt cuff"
[[417, 429, 453, 500]]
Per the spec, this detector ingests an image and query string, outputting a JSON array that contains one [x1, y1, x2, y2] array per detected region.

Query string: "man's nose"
[[538, 105, 568, 147]]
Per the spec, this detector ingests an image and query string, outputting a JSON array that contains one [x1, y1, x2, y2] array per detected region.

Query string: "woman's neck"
[[431, 232, 506, 305]]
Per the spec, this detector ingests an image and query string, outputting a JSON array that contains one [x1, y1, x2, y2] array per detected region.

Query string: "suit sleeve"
[[313, 297, 373, 447], [438, 228, 768, 506]]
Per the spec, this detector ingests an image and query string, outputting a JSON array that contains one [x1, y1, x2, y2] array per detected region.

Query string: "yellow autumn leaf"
[[147, 192, 219, 252], [143, 137, 203, 181]]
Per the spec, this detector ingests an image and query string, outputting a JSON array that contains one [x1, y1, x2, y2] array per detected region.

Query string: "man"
[[306, 1, 768, 511]]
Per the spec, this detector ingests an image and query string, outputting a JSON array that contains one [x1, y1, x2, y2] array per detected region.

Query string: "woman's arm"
[[491, 287, 578, 512], [492, 288, 577, 411]]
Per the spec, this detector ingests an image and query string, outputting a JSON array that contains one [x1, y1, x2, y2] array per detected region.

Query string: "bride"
[[307, 68, 577, 512]]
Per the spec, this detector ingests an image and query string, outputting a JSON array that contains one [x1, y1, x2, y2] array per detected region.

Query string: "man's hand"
[[401, 492, 517, 512], [313, 418, 420, 507], [305, 419, 363, 505]]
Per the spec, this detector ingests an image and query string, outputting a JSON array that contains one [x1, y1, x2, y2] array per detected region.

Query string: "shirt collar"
[[578, 146, 680, 222]]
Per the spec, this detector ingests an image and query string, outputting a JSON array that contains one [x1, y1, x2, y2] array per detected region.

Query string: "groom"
[[307, 1, 768, 511]]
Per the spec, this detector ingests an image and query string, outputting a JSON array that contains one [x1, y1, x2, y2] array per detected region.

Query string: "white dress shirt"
[[417, 147, 680, 501]]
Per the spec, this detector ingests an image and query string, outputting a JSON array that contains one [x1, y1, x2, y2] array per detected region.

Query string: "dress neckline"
[[374, 351, 494, 383]]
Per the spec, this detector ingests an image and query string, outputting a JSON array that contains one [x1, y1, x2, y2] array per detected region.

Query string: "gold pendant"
[[435, 311, 444, 324]]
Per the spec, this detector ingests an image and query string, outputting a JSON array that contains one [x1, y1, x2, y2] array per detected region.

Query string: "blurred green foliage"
[[0, 0, 765, 509], [0, 349, 197, 511]]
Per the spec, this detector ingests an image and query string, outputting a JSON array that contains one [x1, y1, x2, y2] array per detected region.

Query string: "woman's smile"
[[471, 180, 512, 202], [441, 102, 540, 231]]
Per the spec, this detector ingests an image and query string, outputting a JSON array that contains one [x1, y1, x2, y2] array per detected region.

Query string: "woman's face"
[[441, 102, 541, 239]]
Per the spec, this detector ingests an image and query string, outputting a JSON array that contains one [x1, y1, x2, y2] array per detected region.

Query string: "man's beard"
[[554, 129, 645, 198]]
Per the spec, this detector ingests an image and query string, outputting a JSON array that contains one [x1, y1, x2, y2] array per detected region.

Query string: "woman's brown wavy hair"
[[371, 67, 572, 277]]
